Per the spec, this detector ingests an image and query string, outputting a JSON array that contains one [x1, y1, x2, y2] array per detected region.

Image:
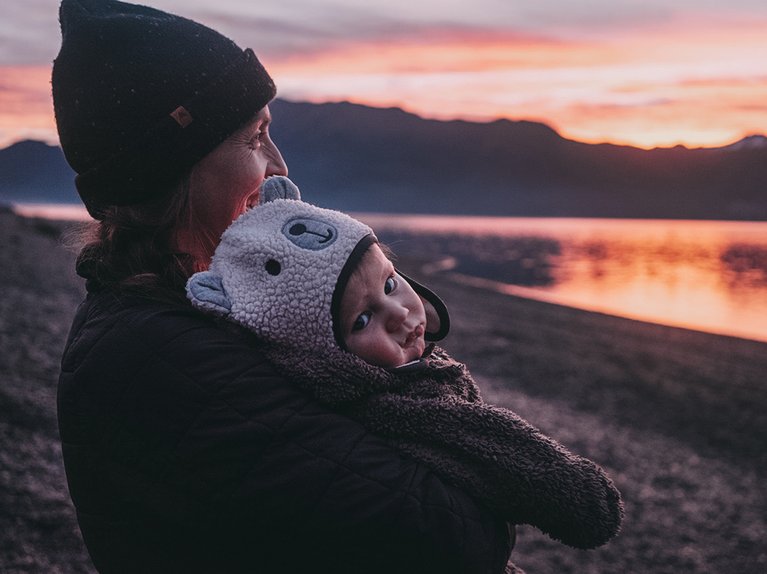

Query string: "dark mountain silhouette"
[[0, 140, 78, 204], [269, 100, 767, 219], [1, 99, 765, 219]]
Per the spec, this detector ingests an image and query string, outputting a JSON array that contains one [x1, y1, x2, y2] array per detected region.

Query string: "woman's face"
[[190, 105, 288, 242]]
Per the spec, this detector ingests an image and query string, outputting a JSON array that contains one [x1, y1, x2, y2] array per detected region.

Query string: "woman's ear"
[[186, 271, 232, 317]]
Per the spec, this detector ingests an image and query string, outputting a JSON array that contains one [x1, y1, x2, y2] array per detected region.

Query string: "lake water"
[[13, 203, 767, 344], [360, 214, 767, 344]]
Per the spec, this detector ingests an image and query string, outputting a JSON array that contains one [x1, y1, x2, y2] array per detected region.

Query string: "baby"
[[187, 176, 623, 554], [187, 175, 449, 369], [338, 241, 430, 368]]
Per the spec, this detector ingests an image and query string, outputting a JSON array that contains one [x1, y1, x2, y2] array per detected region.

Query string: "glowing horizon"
[[1, 2, 766, 150]]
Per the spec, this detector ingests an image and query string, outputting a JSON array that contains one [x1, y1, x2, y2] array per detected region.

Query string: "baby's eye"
[[384, 276, 396, 294], [352, 311, 371, 332]]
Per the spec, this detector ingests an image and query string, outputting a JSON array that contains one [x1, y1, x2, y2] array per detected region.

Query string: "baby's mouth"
[[403, 324, 425, 348]]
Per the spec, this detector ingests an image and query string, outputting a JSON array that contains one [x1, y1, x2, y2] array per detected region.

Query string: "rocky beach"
[[1, 208, 765, 573]]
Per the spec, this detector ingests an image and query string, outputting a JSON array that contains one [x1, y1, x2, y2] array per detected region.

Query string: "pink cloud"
[[0, 67, 57, 147], [1, 10, 766, 149]]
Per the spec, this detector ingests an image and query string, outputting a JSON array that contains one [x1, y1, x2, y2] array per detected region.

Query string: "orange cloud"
[[2, 15, 767, 150], [0, 66, 57, 148], [268, 17, 767, 148], [271, 28, 623, 75]]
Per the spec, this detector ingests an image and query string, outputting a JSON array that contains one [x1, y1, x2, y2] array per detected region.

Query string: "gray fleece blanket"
[[263, 344, 623, 550]]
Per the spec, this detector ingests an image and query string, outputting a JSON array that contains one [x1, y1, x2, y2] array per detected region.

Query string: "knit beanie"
[[52, 0, 276, 218], [187, 176, 449, 355]]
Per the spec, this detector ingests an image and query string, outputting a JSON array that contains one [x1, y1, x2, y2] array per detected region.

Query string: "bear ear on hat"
[[260, 176, 301, 204], [186, 271, 232, 317]]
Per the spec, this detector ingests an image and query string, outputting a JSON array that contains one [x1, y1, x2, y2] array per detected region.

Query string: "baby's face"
[[339, 244, 427, 368]]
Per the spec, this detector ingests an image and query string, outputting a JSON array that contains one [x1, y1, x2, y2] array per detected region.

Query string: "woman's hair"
[[71, 173, 219, 303]]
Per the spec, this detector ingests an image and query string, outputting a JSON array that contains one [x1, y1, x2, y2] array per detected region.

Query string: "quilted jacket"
[[58, 289, 512, 574]]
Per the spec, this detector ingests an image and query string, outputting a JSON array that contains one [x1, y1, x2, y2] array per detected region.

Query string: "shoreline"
[[10, 202, 767, 345], [445, 266, 767, 345], [2, 211, 766, 573], [9, 200, 767, 224]]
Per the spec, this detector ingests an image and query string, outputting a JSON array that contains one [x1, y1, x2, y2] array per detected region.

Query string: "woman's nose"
[[267, 143, 288, 177]]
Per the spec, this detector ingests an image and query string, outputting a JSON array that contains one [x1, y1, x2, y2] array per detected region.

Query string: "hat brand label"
[[170, 106, 194, 127]]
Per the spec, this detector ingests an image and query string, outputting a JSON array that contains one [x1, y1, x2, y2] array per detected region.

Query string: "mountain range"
[[1, 99, 766, 219]]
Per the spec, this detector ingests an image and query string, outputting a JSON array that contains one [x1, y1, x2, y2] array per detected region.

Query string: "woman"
[[53, 1, 513, 572]]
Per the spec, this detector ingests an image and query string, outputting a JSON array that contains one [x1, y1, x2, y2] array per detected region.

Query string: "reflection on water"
[[13, 204, 767, 343], [361, 215, 767, 343], [12, 203, 90, 220], [721, 244, 767, 287]]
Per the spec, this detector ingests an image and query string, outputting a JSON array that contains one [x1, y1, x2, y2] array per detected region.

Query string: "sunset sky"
[[1, 0, 766, 149]]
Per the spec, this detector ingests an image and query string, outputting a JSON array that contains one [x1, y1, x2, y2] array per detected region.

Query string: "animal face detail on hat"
[[187, 176, 449, 356]]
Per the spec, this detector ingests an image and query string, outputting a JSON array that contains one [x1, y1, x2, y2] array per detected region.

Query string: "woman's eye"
[[249, 131, 264, 148], [384, 276, 396, 294], [352, 312, 371, 332]]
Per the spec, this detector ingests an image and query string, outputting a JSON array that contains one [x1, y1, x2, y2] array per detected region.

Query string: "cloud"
[[675, 75, 767, 88], [193, 5, 559, 62], [0, 66, 57, 147], [1, 0, 766, 148], [0, 67, 51, 104], [0, 0, 62, 65], [4, 0, 767, 64]]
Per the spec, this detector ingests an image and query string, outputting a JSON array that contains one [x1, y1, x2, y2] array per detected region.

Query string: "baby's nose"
[[385, 304, 409, 331]]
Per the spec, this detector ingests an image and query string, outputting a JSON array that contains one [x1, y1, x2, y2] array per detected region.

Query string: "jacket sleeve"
[[58, 298, 511, 573], [351, 351, 623, 550]]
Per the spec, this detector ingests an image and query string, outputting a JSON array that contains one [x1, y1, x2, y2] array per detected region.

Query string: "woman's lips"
[[245, 191, 260, 209]]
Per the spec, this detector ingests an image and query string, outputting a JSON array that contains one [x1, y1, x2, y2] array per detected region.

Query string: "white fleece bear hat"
[[186, 176, 449, 355]]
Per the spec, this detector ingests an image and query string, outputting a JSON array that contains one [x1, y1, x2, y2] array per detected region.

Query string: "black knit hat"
[[52, 0, 276, 218]]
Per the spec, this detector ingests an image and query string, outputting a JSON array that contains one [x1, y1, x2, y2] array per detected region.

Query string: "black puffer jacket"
[[58, 290, 512, 574]]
